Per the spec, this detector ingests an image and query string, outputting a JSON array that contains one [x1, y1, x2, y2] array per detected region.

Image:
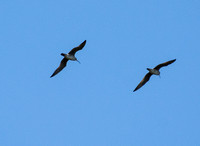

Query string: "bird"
[[133, 59, 176, 92], [50, 40, 86, 78]]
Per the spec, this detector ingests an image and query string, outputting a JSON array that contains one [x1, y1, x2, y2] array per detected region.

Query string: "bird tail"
[[61, 53, 65, 56]]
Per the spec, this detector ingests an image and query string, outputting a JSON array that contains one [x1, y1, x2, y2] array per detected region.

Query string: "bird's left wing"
[[154, 59, 176, 70], [68, 40, 86, 55]]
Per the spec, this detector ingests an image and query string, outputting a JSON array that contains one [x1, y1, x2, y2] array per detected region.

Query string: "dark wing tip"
[[167, 59, 176, 65], [50, 72, 56, 78], [79, 40, 86, 48], [133, 88, 138, 92], [82, 40, 86, 46], [133, 86, 140, 92], [133, 85, 142, 92], [172, 59, 176, 62]]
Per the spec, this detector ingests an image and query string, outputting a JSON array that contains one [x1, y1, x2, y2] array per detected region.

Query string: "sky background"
[[0, 0, 200, 145]]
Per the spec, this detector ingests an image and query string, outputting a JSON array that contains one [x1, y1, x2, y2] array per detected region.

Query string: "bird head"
[[75, 58, 81, 64]]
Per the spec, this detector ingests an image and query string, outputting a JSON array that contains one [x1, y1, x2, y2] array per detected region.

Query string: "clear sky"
[[0, 0, 200, 145]]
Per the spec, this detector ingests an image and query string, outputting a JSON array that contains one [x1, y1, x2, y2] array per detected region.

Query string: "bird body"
[[147, 68, 160, 75], [133, 59, 176, 92], [61, 53, 77, 61]]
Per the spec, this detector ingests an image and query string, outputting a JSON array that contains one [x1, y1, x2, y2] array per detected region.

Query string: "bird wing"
[[154, 59, 176, 70], [133, 72, 152, 92], [50, 58, 68, 78], [68, 40, 86, 55]]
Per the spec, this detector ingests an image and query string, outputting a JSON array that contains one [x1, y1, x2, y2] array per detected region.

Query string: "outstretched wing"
[[133, 73, 152, 92], [68, 40, 86, 55], [154, 59, 176, 71], [50, 58, 68, 78]]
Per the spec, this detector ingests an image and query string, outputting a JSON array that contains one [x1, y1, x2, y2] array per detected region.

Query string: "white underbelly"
[[65, 54, 76, 60], [150, 69, 160, 75]]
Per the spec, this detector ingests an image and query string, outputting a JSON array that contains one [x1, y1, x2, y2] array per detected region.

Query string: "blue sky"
[[0, 0, 200, 145]]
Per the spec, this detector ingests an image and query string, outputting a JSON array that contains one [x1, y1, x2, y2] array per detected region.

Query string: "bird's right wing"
[[134, 72, 152, 92], [50, 58, 68, 78]]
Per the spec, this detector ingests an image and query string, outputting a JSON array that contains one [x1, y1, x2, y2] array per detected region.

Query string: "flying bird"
[[50, 40, 86, 78], [133, 59, 176, 92]]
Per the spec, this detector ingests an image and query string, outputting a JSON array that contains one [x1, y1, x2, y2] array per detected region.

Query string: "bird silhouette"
[[134, 59, 176, 92], [50, 40, 86, 78]]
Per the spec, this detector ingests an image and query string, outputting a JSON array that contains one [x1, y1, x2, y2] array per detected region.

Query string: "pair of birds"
[[50, 40, 176, 92]]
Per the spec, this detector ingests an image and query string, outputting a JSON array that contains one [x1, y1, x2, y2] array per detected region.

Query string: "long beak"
[[76, 60, 81, 64]]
